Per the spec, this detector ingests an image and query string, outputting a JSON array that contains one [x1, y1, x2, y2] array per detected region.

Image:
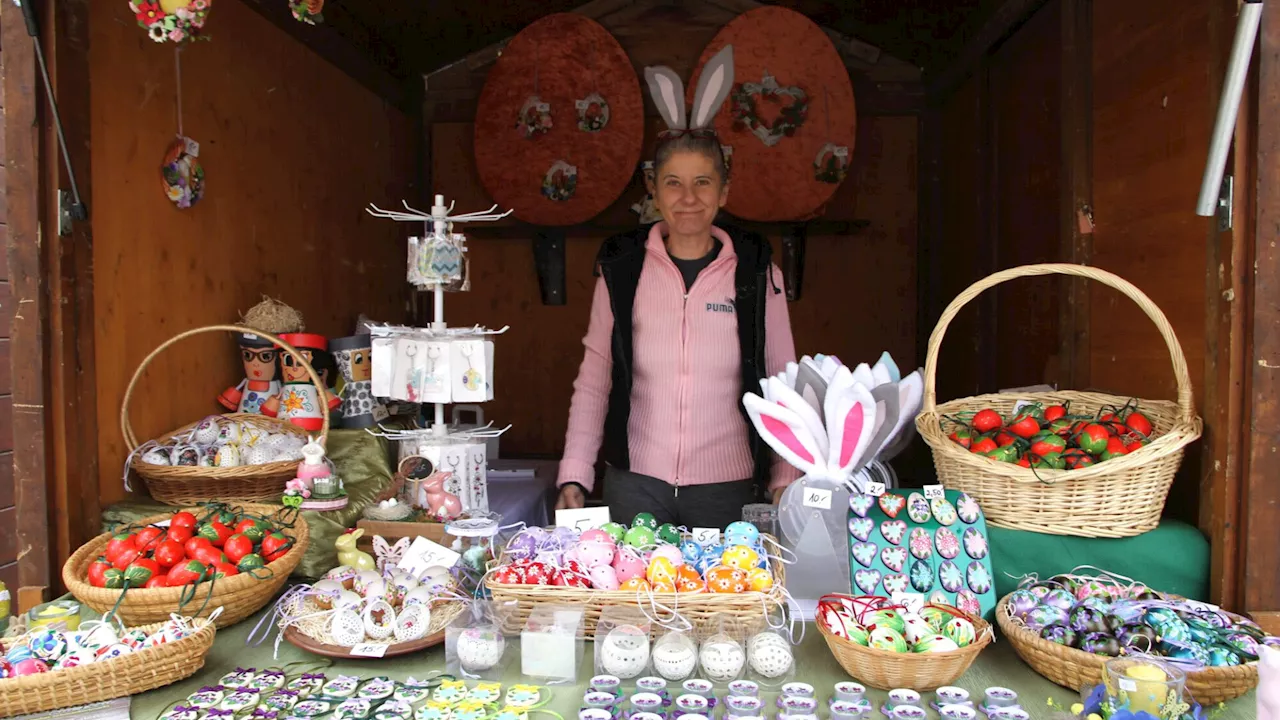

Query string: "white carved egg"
[[651, 632, 698, 681], [746, 633, 793, 679], [241, 444, 275, 466], [403, 586, 434, 608], [363, 599, 396, 640], [353, 570, 383, 595], [600, 625, 650, 679], [215, 444, 242, 468], [698, 635, 745, 682], [393, 604, 430, 643], [334, 590, 363, 611], [311, 579, 343, 609], [457, 627, 505, 672], [361, 578, 387, 601], [330, 607, 366, 646]]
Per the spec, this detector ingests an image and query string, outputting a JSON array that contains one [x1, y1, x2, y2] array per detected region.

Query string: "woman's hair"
[[654, 131, 729, 184]]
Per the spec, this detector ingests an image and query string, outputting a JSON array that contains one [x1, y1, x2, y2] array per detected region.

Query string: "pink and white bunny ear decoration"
[[644, 66, 688, 130], [860, 383, 901, 468], [871, 362, 892, 387], [783, 361, 800, 390], [851, 362, 876, 390], [793, 361, 828, 416], [879, 370, 923, 461], [823, 380, 877, 478], [766, 376, 828, 459], [689, 45, 735, 129], [744, 393, 826, 477]]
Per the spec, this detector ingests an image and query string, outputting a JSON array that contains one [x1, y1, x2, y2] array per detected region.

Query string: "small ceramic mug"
[[724, 696, 764, 718], [891, 707, 927, 720], [580, 710, 613, 720], [829, 700, 867, 720], [681, 680, 713, 699], [886, 689, 921, 710], [938, 705, 977, 720], [777, 696, 818, 719], [833, 682, 866, 704], [780, 682, 815, 699], [591, 676, 623, 697], [984, 688, 1017, 708], [727, 680, 759, 698], [675, 696, 708, 715], [637, 678, 668, 695], [629, 693, 664, 717], [584, 692, 618, 710], [987, 709, 1029, 720], [935, 687, 969, 707], [675, 715, 709, 720]]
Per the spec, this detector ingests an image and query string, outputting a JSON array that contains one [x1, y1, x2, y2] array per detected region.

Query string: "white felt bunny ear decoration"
[[871, 362, 892, 388], [860, 383, 901, 469], [744, 393, 826, 477], [644, 65, 688, 130], [766, 377, 828, 459], [874, 351, 902, 383], [824, 380, 877, 478], [851, 363, 876, 391], [794, 362, 828, 417], [880, 369, 924, 461], [690, 45, 735, 129]]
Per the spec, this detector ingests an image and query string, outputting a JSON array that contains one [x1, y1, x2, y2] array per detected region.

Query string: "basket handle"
[[921, 263, 1195, 422], [120, 324, 332, 451]]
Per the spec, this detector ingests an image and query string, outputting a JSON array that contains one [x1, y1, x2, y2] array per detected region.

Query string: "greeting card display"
[[846, 488, 996, 620]]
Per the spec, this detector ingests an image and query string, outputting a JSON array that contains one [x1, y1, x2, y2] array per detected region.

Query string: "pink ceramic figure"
[[292, 436, 329, 493], [1260, 645, 1280, 720], [423, 471, 463, 522]]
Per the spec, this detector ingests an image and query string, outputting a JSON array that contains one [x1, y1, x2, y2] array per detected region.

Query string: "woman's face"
[[653, 150, 728, 236]]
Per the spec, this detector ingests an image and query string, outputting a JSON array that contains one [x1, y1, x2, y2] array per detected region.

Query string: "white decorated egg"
[[456, 627, 505, 672], [599, 625, 650, 679], [746, 633, 792, 679], [652, 632, 698, 680], [698, 635, 745, 683]]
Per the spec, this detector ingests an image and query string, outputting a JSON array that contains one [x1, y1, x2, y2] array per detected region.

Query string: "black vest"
[[594, 223, 777, 499]]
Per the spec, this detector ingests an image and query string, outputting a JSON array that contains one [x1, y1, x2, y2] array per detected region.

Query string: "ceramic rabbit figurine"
[[1260, 645, 1280, 720], [422, 471, 463, 522], [334, 528, 376, 571]]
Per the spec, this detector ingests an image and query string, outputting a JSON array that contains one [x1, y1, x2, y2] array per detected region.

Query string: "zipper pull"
[[674, 484, 680, 499]]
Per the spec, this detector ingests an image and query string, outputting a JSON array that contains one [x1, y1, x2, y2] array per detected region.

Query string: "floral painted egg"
[[646, 556, 679, 585], [954, 590, 981, 617], [909, 527, 932, 560], [620, 577, 651, 592], [906, 493, 932, 523], [523, 562, 551, 585], [613, 547, 647, 584], [930, 498, 958, 526], [656, 523, 682, 546], [912, 634, 959, 653], [695, 555, 720, 577], [651, 579, 677, 593], [943, 617, 976, 647], [721, 545, 759, 572], [677, 566, 707, 593], [928, 590, 950, 606], [939, 560, 963, 593], [706, 566, 748, 593], [680, 540, 703, 564], [580, 528, 616, 547], [867, 626, 908, 653], [902, 616, 933, 644], [962, 527, 988, 559], [747, 567, 774, 592], [624, 526, 656, 549], [725, 521, 760, 547], [966, 561, 992, 594], [956, 493, 981, 524], [491, 564, 523, 585], [909, 559, 934, 593], [600, 522, 627, 544], [577, 539, 617, 568], [935, 527, 960, 559]]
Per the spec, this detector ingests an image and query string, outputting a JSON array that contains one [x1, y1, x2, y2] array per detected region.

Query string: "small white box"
[[521, 606, 584, 684]]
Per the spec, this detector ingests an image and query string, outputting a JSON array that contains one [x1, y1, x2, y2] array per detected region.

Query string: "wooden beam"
[[1, 0, 53, 595], [1245, 0, 1280, 617], [1057, 0, 1092, 390], [927, 0, 1052, 98], [44, 0, 99, 585], [464, 218, 870, 241], [237, 0, 409, 111]]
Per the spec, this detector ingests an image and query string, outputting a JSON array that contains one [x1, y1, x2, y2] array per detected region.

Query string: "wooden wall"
[[92, 1, 416, 507], [0, 30, 16, 595]]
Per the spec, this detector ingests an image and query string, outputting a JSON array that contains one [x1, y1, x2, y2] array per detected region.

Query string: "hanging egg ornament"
[[746, 632, 793, 679], [656, 523, 682, 545], [912, 634, 960, 653], [680, 540, 704, 564], [613, 547, 647, 583], [698, 635, 746, 682], [652, 632, 698, 680], [651, 543, 685, 568], [706, 566, 748, 593], [624, 526, 656, 549], [620, 577, 651, 592], [721, 545, 760, 573], [457, 627, 505, 672], [867, 626, 908, 653], [589, 564, 621, 590], [746, 567, 774, 592], [724, 521, 760, 548], [631, 513, 659, 531], [600, 522, 627, 543], [647, 556, 678, 585]]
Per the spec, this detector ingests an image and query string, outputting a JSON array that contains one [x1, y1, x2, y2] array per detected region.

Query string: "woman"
[[555, 45, 799, 528]]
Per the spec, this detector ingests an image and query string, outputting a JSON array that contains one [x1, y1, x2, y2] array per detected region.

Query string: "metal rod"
[[22, 0, 87, 219], [1197, 1, 1263, 217]]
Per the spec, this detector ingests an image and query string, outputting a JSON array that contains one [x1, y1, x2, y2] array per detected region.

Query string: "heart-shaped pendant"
[[881, 547, 907, 573], [849, 494, 875, 518], [882, 574, 909, 596], [880, 520, 907, 545], [848, 517, 874, 542], [854, 569, 882, 595], [851, 542, 877, 568], [878, 493, 906, 518]]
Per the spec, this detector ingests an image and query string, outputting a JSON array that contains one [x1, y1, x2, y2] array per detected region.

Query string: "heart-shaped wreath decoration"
[[730, 72, 809, 147]]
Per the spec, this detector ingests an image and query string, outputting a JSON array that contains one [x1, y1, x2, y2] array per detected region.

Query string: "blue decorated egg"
[[680, 540, 703, 564], [724, 521, 759, 548]]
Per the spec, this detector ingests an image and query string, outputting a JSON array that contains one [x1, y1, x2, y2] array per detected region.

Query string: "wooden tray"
[[282, 624, 445, 659]]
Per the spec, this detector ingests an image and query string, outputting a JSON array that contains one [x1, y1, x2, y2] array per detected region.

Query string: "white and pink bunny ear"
[[644, 66, 688, 130], [766, 376, 828, 459], [794, 361, 828, 415], [744, 393, 825, 476], [824, 380, 877, 477], [859, 383, 901, 469], [879, 370, 923, 461], [690, 45, 735, 129], [871, 362, 892, 387]]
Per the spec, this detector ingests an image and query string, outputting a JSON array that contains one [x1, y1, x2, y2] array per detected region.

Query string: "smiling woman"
[[553, 45, 801, 530]]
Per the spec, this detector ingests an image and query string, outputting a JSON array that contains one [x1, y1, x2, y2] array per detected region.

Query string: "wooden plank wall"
[[0, 20, 15, 595], [92, 1, 416, 508]]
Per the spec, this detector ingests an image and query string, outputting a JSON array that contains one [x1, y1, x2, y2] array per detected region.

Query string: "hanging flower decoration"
[[289, 0, 324, 25], [129, 0, 212, 44], [729, 72, 808, 147], [161, 136, 205, 209]]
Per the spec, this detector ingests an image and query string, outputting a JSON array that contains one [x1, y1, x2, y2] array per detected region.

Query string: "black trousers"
[[602, 465, 756, 530]]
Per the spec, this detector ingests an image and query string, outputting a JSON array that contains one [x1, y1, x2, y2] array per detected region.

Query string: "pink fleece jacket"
[[557, 223, 803, 493]]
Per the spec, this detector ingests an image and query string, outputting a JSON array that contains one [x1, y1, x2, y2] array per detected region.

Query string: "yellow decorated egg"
[[747, 567, 774, 592], [651, 579, 676, 593], [721, 545, 760, 572], [620, 577, 651, 592], [646, 556, 678, 585]]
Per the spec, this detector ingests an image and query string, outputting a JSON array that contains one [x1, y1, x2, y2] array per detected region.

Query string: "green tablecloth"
[[128, 602, 1256, 720], [105, 428, 400, 579], [988, 519, 1210, 601]]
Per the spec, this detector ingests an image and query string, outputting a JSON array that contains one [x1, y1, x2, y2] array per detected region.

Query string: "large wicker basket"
[[914, 264, 1203, 538], [995, 594, 1256, 704], [122, 324, 331, 506], [485, 537, 788, 638], [62, 503, 309, 628], [817, 609, 993, 691], [0, 617, 216, 718]]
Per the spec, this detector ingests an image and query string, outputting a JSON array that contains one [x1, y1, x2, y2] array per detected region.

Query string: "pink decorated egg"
[[580, 529, 615, 547], [12, 659, 49, 676], [613, 546, 647, 583], [576, 539, 616, 568], [650, 544, 684, 568], [589, 564, 620, 590]]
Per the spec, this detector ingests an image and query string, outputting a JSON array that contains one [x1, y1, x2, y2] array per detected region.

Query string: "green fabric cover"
[[989, 519, 1210, 601], [103, 428, 399, 579]]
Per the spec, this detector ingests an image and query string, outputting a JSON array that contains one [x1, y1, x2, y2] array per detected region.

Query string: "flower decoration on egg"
[[129, 0, 212, 44]]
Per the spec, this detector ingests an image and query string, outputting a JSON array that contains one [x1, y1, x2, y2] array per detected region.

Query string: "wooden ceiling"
[[243, 0, 1008, 109]]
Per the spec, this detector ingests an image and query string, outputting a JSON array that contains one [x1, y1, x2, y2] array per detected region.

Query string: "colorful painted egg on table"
[[589, 565, 620, 590], [725, 521, 760, 547], [576, 539, 616, 568], [656, 523, 682, 545], [613, 547, 647, 583], [695, 555, 719, 577], [523, 561, 551, 585], [491, 564, 523, 585], [631, 513, 659, 531], [620, 577, 651, 592], [647, 556, 678, 585], [676, 565, 706, 593], [908, 527, 932, 560], [913, 634, 959, 653], [624, 526, 656, 548], [962, 527, 988, 559], [966, 561, 992, 594], [651, 544, 685, 568], [706, 566, 748, 593], [906, 493, 931, 523], [935, 527, 960, 559], [652, 579, 677, 593], [902, 616, 932, 644], [955, 590, 981, 617], [12, 658, 50, 676], [28, 629, 68, 661], [747, 567, 774, 592], [721, 545, 759, 572], [931, 497, 958, 526], [909, 559, 934, 593], [956, 493, 981, 523], [680, 540, 703, 564], [944, 617, 976, 647], [599, 522, 627, 543], [867, 626, 908, 652], [580, 528, 615, 546], [864, 608, 905, 634]]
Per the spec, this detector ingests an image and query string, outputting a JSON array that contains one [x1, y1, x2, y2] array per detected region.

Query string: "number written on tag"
[[803, 488, 833, 510], [555, 507, 611, 532], [865, 482, 886, 497], [923, 484, 945, 500], [350, 643, 387, 658], [692, 528, 721, 546], [891, 592, 924, 614]]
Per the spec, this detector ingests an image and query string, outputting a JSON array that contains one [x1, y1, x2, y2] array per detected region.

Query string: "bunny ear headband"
[[643, 45, 736, 132]]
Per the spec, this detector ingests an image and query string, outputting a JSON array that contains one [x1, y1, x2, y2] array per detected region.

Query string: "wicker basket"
[[62, 503, 309, 628], [914, 264, 1203, 538], [122, 324, 332, 506], [485, 538, 789, 638], [0, 617, 215, 718], [995, 594, 1256, 704], [817, 610, 993, 691]]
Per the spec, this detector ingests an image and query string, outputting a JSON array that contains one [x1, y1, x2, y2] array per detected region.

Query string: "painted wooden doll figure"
[[261, 332, 341, 431], [217, 332, 281, 414]]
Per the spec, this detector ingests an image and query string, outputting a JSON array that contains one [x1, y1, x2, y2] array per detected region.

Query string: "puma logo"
[[706, 298, 736, 314]]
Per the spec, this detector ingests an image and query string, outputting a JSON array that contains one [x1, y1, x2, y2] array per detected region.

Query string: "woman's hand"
[[556, 484, 586, 510]]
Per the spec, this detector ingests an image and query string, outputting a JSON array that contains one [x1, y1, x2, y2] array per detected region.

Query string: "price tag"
[[865, 482, 886, 497], [803, 487, 833, 510], [350, 643, 388, 658], [1118, 677, 1137, 692], [183, 137, 200, 158], [555, 506, 611, 531], [692, 527, 721, 546], [923, 484, 946, 500], [891, 592, 924, 614], [397, 536, 461, 577], [371, 404, 390, 422]]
